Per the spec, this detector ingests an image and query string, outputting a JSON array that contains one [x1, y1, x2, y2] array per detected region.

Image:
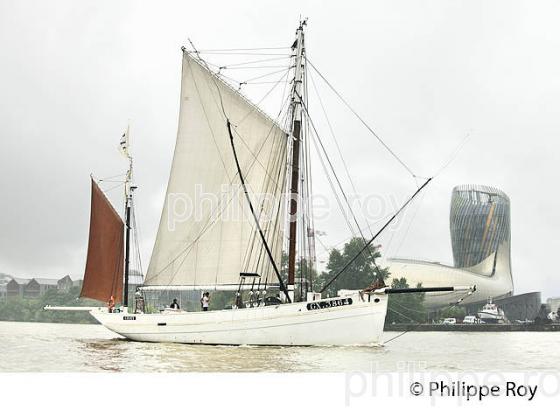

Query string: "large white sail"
[[145, 52, 288, 288]]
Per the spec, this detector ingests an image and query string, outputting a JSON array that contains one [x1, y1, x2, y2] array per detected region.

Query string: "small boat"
[[46, 21, 474, 346], [477, 298, 506, 323]]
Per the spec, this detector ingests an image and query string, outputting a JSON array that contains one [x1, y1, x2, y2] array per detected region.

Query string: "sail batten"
[[145, 52, 288, 288], [80, 179, 124, 303]]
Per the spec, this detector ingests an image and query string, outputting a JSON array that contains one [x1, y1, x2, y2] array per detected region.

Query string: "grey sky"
[[1, 0, 559, 298]]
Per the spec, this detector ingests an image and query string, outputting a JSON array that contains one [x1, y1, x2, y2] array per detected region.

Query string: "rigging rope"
[[305, 57, 417, 179], [308, 70, 370, 232], [434, 132, 471, 178], [238, 67, 291, 87], [226, 120, 291, 302], [299, 95, 385, 274], [391, 189, 427, 258], [196, 47, 291, 52], [319, 177, 432, 293], [218, 56, 291, 67], [196, 52, 291, 56]]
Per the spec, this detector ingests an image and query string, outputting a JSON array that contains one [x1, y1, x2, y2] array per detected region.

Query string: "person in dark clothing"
[[170, 298, 180, 309]]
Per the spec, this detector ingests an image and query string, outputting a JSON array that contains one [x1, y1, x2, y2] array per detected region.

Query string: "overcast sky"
[[1, 0, 559, 298]]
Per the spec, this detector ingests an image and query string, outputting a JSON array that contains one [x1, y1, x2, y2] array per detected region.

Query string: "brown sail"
[[80, 178, 124, 303]]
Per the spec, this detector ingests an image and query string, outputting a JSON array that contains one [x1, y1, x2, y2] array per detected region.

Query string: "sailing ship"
[[46, 22, 474, 346]]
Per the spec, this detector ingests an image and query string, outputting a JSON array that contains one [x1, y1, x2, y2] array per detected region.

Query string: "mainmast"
[[287, 21, 306, 302]]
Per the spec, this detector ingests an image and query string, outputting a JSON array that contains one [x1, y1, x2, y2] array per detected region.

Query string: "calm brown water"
[[0, 321, 558, 372]]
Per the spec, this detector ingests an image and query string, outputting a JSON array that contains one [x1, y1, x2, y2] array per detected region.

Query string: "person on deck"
[[107, 295, 115, 313], [134, 289, 145, 314], [170, 299, 180, 310], [201, 292, 210, 311]]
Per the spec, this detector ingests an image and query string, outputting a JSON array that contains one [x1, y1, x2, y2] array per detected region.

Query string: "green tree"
[[385, 277, 427, 324], [315, 237, 389, 296]]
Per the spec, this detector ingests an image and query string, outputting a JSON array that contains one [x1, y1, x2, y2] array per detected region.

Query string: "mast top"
[[291, 22, 306, 124]]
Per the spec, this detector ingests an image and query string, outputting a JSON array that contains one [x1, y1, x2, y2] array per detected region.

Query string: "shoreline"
[[3, 320, 560, 332], [385, 323, 560, 332]]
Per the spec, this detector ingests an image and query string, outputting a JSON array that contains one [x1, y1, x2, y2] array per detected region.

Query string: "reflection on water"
[[79, 338, 386, 372], [81, 339, 129, 372], [1, 321, 558, 372]]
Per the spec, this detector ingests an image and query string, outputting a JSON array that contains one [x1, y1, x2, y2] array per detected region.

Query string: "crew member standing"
[[201, 292, 210, 311], [107, 295, 115, 313]]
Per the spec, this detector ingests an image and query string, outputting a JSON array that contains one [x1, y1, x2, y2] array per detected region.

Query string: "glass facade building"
[[450, 185, 511, 270], [387, 184, 514, 309]]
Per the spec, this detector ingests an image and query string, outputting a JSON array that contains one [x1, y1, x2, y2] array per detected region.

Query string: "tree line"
[[0, 287, 100, 324]]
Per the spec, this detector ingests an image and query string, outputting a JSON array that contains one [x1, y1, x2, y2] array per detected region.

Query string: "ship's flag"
[[119, 125, 130, 158]]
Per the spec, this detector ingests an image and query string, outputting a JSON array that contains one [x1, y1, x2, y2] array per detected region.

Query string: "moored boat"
[[477, 298, 506, 323]]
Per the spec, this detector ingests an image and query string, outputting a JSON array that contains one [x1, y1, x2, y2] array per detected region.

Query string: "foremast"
[[287, 21, 306, 302], [121, 126, 135, 308]]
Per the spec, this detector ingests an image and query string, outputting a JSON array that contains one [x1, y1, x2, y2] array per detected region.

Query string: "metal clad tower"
[[450, 185, 511, 270]]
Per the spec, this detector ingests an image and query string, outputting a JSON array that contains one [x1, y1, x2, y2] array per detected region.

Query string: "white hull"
[[478, 311, 505, 323], [477, 299, 506, 323], [89, 291, 388, 346]]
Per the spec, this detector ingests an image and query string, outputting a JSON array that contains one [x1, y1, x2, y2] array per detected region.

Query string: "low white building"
[[387, 241, 513, 309]]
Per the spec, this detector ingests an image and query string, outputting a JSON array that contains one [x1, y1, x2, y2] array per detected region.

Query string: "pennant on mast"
[[119, 125, 130, 159]]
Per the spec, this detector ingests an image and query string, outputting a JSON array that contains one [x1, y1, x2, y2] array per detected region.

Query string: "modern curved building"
[[450, 185, 511, 270], [387, 185, 514, 309]]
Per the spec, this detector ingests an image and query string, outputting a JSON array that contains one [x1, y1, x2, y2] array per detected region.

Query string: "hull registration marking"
[[306, 298, 352, 311]]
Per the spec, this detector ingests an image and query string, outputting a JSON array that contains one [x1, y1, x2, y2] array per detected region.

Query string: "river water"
[[0, 321, 558, 372]]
